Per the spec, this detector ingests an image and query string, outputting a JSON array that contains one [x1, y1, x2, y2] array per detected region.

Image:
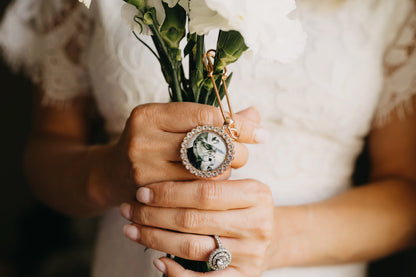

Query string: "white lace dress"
[[1, 0, 415, 276]]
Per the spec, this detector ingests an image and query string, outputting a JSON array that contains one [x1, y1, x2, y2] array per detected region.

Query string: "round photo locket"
[[180, 125, 235, 177], [180, 50, 239, 178]]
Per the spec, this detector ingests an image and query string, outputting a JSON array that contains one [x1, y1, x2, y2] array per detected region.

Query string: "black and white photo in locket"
[[187, 131, 227, 171]]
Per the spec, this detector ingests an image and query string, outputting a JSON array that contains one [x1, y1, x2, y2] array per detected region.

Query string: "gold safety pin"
[[203, 49, 240, 140]]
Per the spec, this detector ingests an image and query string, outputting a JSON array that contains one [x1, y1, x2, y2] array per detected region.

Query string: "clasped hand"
[[117, 103, 274, 276]]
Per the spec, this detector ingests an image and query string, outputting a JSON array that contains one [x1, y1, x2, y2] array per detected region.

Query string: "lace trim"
[[0, 0, 93, 105], [374, 4, 416, 127]]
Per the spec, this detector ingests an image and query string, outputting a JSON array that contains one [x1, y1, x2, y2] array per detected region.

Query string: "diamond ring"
[[208, 235, 232, 271]]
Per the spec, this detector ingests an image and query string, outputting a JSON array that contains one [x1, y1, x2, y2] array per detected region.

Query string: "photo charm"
[[180, 50, 239, 177], [181, 125, 235, 177]]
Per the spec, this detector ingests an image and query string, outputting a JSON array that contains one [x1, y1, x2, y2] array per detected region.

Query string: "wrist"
[[86, 142, 135, 211], [266, 205, 309, 270]]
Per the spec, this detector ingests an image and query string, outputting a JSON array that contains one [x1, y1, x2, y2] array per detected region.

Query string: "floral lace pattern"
[[0, 0, 93, 104], [374, 5, 416, 126]]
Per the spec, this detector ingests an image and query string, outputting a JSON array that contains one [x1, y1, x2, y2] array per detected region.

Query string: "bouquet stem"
[[148, 24, 183, 102]]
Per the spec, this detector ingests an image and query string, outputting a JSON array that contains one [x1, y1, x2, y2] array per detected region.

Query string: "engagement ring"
[[208, 235, 232, 271]]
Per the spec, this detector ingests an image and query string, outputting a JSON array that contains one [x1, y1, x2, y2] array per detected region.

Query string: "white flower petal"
[[121, 3, 152, 35], [146, 0, 166, 26], [189, 0, 306, 63], [121, 1, 170, 35], [188, 0, 232, 34], [178, 0, 189, 12]]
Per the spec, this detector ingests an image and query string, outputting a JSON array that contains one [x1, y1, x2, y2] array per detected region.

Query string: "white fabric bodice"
[[1, 0, 415, 276]]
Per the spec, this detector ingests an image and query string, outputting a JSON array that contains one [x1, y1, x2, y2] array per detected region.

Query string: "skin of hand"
[[120, 97, 416, 276], [100, 103, 263, 205], [121, 178, 274, 277], [25, 92, 264, 217]]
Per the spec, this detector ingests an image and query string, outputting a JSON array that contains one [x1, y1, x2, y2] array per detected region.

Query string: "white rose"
[[188, 0, 306, 63]]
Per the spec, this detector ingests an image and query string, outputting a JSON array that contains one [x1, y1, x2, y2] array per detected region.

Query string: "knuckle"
[[132, 165, 145, 185], [127, 135, 154, 161], [196, 108, 213, 125], [141, 227, 158, 248], [128, 107, 140, 123], [178, 209, 199, 230], [250, 243, 266, 258], [248, 179, 272, 201], [252, 255, 265, 269], [260, 185, 273, 202], [252, 216, 273, 241], [247, 244, 268, 270], [259, 221, 273, 240], [182, 238, 203, 259], [137, 206, 150, 225], [159, 182, 175, 205], [198, 181, 221, 208], [129, 106, 144, 123], [130, 104, 156, 125], [126, 136, 141, 161]]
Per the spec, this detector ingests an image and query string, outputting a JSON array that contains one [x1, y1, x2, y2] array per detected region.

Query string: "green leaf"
[[143, 9, 156, 26], [160, 2, 186, 49], [214, 30, 248, 72], [190, 35, 205, 103], [124, 0, 146, 11], [184, 33, 196, 57]]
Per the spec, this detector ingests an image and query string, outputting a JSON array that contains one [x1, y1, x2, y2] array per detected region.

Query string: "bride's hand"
[[104, 102, 263, 205], [121, 179, 274, 277]]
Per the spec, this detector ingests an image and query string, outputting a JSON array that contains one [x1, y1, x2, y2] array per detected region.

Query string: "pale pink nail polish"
[[123, 224, 140, 241], [153, 258, 167, 274], [137, 187, 153, 204], [120, 203, 132, 220]]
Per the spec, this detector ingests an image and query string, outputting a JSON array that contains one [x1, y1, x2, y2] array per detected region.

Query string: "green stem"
[[132, 31, 160, 61], [194, 35, 205, 103], [148, 24, 183, 102]]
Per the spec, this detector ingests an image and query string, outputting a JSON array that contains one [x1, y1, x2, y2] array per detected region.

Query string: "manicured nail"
[[120, 203, 132, 220], [137, 187, 153, 204], [123, 224, 140, 241], [254, 128, 269, 143], [153, 258, 167, 274]]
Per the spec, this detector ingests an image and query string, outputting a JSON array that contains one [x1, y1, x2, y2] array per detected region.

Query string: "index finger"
[[154, 102, 263, 144], [136, 179, 263, 210]]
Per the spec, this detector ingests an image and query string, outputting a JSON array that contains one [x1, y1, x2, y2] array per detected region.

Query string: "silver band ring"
[[208, 235, 232, 271]]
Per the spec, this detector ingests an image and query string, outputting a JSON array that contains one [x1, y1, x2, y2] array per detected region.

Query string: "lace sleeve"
[[374, 5, 416, 127], [0, 0, 93, 105]]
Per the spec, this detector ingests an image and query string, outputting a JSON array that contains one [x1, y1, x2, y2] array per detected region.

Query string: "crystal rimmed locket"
[[180, 50, 239, 177], [180, 125, 235, 178]]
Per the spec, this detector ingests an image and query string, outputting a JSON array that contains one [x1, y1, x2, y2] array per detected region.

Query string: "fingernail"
[[137, 187, 153, 204], [123, 224, 140, 241], [153, 258, 167, 274], [254, 128, 269, 143], [120, 203, 132, 220]]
